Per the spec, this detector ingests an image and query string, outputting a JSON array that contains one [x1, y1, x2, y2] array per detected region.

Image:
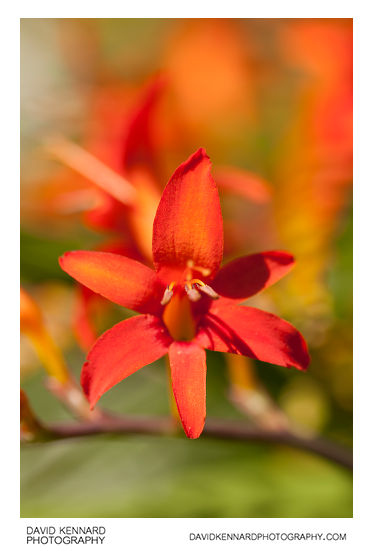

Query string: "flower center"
[[160, 266, 219, 341], [162, 290, 196, 341]]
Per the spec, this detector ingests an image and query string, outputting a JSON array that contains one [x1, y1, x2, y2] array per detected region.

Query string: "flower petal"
[[73, 284, 99, 351], [212, 251, 295, 302], [196, 304, 309, 371], [45, 137, 136, 205], [168, 341, 207, 439], [83, 193, 131, 234], [152, 148, 223, 276], [122, 77, 164, 175], [81, 314, 172, 407], [59, 251, 165, 315], [214, 166, 272, 203], [72, 241, 146, 351]]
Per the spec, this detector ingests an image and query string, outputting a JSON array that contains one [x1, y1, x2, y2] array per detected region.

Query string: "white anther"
[[161, 287, 174, 306], [195, 284, 219, 300], [185, 285, 201, 302]]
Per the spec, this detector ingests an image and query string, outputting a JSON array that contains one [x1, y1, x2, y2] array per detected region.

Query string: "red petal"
[[122, 78, 163, 175], [212, 251, 295, 302], [81, 314, 171, 407], [168, 341, 207, 439], [83, 193, 130, 234], [73, 285, 99, 351], [152, 148, 223, 276], [214, 166, 272, 203], [59, 251, 165, 315], [72, 242, 145, 351], [196, 304, 310, 371]]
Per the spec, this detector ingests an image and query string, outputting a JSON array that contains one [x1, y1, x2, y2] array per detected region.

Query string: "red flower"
[[60, 149, 310, 438]]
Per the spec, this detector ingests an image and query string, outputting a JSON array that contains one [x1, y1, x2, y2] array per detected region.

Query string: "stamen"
[[184, 284, 201, 302], [190, 278, 205, 287], [160, 282, 176, 306], [195, 283, 219, 300]]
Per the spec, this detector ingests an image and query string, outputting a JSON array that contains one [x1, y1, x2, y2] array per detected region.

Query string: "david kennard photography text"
[[26, 526, 106, 545]]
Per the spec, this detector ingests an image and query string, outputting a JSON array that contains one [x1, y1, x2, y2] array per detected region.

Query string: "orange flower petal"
[[45, 137, 136, 205], [81, 314, 171, 408], [20, 288, 70, 383], [196, 304, 310, 371], [212, 251, 295, 302], [168, 341, 207, 439], [59, 251, 164, 316], [72, 241, 145, 351], [214, 166, 272, 203], [152, 148, 223, 276], [73, 285, 99, 351], [122, 77, 164, 175]]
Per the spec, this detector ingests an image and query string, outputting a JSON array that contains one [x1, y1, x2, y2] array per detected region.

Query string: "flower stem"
[[30, 415, 352, 470]]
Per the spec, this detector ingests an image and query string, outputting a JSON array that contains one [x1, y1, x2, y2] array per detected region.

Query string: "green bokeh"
[[21, 362, 352, 518]]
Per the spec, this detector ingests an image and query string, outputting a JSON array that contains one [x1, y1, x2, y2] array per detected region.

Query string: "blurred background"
[[20, 18, 352, 518]]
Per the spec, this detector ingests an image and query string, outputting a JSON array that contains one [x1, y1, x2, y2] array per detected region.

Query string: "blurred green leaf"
[[21, 360, 352, 518], [21, 434, 352, 518], [20, 229, 98, 283]]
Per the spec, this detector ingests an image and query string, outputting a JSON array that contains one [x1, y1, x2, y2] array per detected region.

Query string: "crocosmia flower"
[[60, 149, 310, 438]]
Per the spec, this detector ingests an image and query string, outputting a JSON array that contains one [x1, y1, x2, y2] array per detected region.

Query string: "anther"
[[194, 283, 219, 300], [184, 284, 201, 302], [160, 282, 176, 306]]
